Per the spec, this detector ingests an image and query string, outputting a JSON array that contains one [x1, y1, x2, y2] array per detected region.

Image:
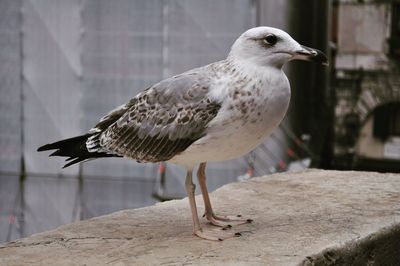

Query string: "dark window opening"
[[373, 102, 400, 141]]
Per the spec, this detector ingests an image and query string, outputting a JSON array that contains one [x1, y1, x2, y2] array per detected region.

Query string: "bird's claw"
[[194, 228, 243, 241], [205, 213, 254, 227]]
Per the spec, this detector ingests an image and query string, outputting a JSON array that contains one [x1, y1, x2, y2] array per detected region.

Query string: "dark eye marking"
[[263, 34, 278, 46], [248, 34, 279, 47]]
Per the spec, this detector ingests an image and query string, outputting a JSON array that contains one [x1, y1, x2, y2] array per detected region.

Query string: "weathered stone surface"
[[0, 169, 399, 265], [298, 224, 400, 266]]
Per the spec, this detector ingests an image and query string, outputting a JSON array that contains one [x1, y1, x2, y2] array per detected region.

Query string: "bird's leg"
[[185, 169, 240, 241], [185, 170, 202, 233], [197, 163, 253, 227]]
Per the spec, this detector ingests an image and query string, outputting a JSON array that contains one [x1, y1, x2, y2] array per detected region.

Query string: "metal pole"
[[18, 0, 26, 239]]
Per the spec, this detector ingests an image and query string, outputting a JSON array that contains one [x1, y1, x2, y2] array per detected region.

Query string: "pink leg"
[[185, 169, 241, 241], [197, 163, 253, 228]]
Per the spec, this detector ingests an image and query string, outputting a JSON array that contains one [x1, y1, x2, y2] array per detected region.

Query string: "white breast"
[[170, 67, 290, 168]]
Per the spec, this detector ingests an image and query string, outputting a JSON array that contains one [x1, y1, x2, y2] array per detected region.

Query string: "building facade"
[[333, 0, 400, 172]]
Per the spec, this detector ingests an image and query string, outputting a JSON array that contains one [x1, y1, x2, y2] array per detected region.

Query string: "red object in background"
[[287, 148, 295, 157], [159, 163, 166, 174], [246, 167, 254, 177], [8, 215, 16, 225]]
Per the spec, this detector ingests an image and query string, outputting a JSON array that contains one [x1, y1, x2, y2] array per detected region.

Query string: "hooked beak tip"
[[294, 45, 329, 66]]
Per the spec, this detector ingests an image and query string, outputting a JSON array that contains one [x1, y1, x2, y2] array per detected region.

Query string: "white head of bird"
[[229, 26, 328, 69]]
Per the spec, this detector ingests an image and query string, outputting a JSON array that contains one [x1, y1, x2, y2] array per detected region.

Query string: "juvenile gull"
[[38, 26, 327, 241]]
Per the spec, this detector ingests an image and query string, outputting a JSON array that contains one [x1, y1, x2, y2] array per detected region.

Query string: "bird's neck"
[[225, 56, 283, 81]]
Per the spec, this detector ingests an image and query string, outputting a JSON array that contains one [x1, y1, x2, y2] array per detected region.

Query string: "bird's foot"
[[194, 227, 242, 241], [205, 213, 253, 228]]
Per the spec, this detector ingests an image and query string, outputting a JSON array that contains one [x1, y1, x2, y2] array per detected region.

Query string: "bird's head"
[[229, 26, 328, 69]]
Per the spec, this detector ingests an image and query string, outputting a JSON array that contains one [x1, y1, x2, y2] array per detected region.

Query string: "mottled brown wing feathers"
[[97, 72, 221, 162]]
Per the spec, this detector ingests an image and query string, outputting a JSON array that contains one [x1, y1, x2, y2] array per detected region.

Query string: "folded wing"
[[93, 71, 221, 163]]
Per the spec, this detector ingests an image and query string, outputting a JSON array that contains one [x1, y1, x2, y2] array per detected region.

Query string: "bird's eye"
[[263, 34, 277, 45]]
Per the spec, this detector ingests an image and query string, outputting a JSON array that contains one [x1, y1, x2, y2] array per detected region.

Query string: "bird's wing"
[[94, 71, 221, 162]]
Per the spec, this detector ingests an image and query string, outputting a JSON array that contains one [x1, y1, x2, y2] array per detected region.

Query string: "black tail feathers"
[[38, 134, 119, 168]]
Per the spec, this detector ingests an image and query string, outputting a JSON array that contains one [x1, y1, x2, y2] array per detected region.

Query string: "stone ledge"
[[0, 169, 399, 266], [299, 224, 400, 266]]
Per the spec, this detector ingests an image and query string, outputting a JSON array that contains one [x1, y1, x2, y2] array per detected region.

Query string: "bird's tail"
[[37, 134, 119, 168]]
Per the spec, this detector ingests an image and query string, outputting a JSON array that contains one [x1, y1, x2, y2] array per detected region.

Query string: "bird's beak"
[[292, 45, 329, 66]]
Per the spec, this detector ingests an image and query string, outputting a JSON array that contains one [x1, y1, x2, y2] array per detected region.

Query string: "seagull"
[[38, 26, 327, 241]]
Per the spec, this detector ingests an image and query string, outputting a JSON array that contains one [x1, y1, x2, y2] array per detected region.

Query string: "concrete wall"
[[336, 1, 391, 70]]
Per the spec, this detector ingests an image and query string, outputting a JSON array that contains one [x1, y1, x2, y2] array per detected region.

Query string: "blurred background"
[[0, 0, 399, 243]]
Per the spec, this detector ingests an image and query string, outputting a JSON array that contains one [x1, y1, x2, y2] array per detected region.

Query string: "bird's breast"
[[211, 71, 290, 137], [170, 72, 290, 167]]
